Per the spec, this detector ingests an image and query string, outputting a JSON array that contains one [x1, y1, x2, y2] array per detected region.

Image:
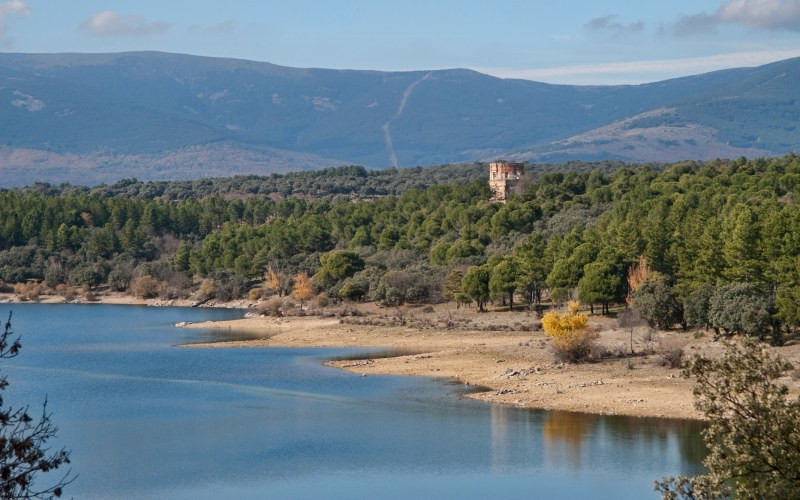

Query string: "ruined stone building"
[[489, 161, 525, 202]]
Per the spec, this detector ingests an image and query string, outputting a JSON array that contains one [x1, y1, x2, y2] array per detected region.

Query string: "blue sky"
[[3, 0, 800, 84]]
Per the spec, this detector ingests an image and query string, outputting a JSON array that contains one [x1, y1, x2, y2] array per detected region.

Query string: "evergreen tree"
[[462, 265, 491, 312], [723, 206, 762, 282], [513, 232, 548, 307], [489, 259, 518, 311]]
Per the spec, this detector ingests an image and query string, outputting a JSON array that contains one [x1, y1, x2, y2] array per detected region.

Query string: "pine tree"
[[489, 259, 518, 311], [723, 207, 762, 282]]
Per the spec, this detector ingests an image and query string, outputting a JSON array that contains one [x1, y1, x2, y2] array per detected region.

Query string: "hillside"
[[1, 51, 799, 185]]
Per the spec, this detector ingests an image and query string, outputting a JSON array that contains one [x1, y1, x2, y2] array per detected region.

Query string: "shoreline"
[[179, 314, 710, 420], [0, 292, 253, 310], [8, 297, 799, 421]]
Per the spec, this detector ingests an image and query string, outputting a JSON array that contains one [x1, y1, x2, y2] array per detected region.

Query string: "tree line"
[[2, 155, 800, 340]]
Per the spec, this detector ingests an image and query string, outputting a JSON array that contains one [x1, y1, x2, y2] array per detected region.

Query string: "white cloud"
[[474, 48, 800, 85], [0, 0, 30, 40], [80, 11, 169, 37], [675, 0, 800, 35], [718, 0, 800, 30]]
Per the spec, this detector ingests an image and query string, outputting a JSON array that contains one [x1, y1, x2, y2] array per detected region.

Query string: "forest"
[[2, 154, 799, 342]]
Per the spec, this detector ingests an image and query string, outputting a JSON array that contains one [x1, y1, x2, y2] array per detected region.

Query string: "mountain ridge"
[[1, 51, 798, 186]]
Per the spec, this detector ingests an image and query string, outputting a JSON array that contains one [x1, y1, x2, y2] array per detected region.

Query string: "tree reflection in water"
[[543, 410, 600, 468], [541, 410, 707, 471]]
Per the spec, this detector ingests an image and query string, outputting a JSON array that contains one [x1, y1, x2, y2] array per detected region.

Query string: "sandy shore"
[[180, 310, 718, 420], [7, 295, 797, 420]]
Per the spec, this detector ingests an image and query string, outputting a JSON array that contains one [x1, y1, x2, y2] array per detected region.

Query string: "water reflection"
[[181, 327, 280, 345], [490, 405, 510, 471], [543, 410, 600, 468], [540, 410, 707, 473], [5, 304, 707, 500]]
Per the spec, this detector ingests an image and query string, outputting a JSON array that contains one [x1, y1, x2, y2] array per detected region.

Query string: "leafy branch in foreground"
[[655, 338, 800, 499], [0, 313, 74, 499]]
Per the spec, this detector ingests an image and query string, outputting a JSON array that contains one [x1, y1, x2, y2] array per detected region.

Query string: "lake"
[[2, 304, 705, 499]]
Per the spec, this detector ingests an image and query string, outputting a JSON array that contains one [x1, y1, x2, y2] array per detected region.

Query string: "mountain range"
[[1, 51, 799, 186]]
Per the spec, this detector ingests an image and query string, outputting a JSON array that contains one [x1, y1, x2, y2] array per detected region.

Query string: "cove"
[[3, 304, 705, 499]]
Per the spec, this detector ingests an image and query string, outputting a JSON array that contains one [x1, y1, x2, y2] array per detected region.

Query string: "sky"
[[2, 0, 800, 85]]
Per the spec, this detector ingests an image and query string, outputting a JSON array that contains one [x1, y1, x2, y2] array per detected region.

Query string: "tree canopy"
[[4, 154, 800, 336]]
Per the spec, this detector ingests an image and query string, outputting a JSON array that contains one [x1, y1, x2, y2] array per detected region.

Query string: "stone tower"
[[489, 161, 525, 202]]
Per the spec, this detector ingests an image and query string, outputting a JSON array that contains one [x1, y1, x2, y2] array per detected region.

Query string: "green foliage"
[[682, 284, 714, 330], [722, 206, 762, 282], [708, 283, 774, 339], [4, 154, 800, 325], [44, 264, 66, 289], [513, 232, 549, 306], [67, 262, 106, 289], [338, 277, 369, 301], [0, 246, 48, 283], [318, 250, 365, 286], [172, 241, 191, 272], [108, 260, 134, 292], [578, 251, 624, 315], [462, 265, 491, 312], [656, 339, 800, 499], [547, 239, 598, 302], [373, 269, 437, 305], [633, 275, 682, 330], [489, 259, 518, 311], [443, 269, 464, 301]]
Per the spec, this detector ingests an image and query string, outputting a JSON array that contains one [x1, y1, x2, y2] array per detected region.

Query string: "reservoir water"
[[3, 304, 705, 499]]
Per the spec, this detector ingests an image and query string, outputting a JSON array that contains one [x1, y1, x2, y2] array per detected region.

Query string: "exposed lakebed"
[[4, 304, 705, 499]]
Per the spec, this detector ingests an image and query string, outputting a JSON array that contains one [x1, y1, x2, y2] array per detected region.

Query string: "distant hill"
[[0, 51, 798, 185]]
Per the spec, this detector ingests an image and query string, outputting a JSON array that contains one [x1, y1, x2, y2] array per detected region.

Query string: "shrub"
[[542, 301, 598, 363], [266, 297, 283, 317], [248, 287, 264, 301], [212, 272, 249, 302], [131, 275, 161, 299], [657, 341, 684, 368], [67, 263, 106, 289], [55, 284, 76, 301], [108, 261, 135, 292], [44, 265, 66, 289], [25, 282, 41, 301], [708, 283, 773, 339], [197, 279, 216, 301], [314, 293, 330, 308], [656, 338, 800, 498], [632, 275, 682, 330]]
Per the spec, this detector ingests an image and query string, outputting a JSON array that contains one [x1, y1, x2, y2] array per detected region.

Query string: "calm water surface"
[[4, 304, 705, 499]]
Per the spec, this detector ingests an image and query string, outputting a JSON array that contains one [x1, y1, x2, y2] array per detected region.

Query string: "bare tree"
[[0, 312, 74, 499], [617, 307, 645, 355]]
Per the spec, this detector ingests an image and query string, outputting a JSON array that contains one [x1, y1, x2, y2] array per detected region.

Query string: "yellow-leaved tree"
[[292, 272, 314, 311], [265, 267, 289, 297], [541, 301, 597, 362]]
